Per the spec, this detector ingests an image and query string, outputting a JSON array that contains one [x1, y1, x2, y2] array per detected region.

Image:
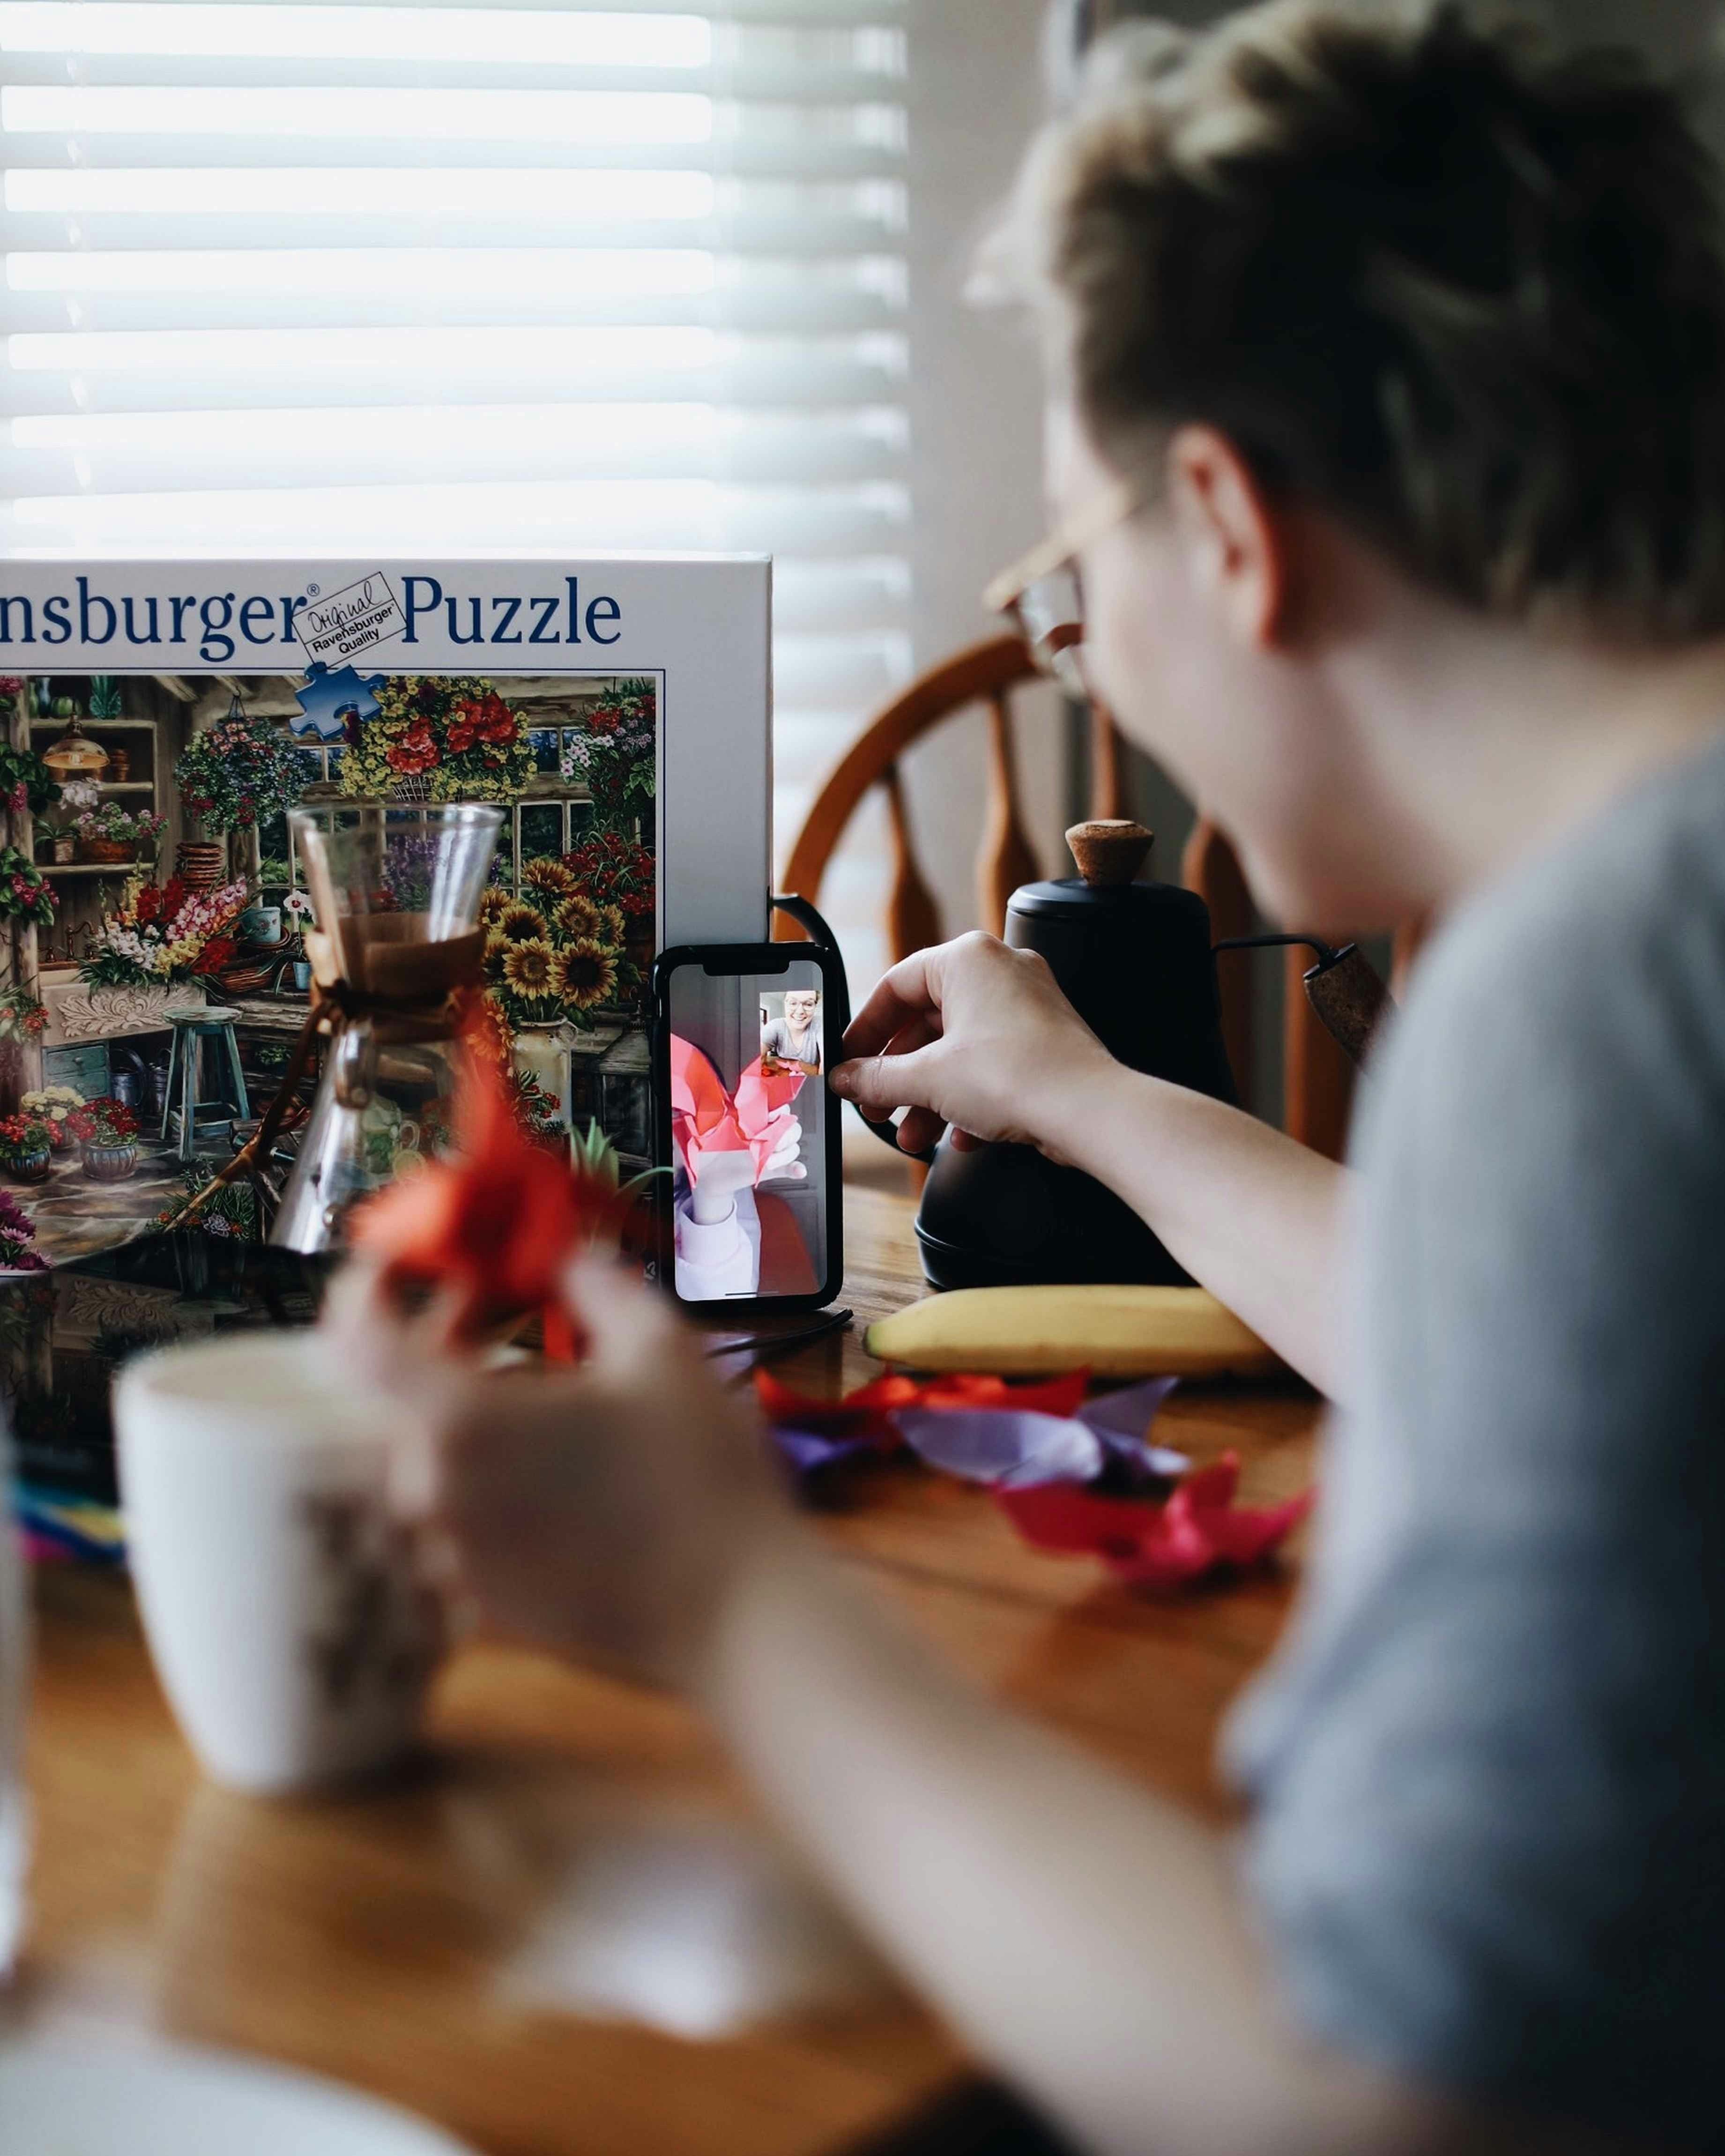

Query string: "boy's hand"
[[830, 932, 1113, 1161], [343, 1258, 794, 1691]]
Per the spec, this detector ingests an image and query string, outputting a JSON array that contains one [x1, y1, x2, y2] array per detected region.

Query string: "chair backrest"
[[777, 632, 1126, 961], [779, 639, 1413, 1159], [1184, 814, 1426, 1160]]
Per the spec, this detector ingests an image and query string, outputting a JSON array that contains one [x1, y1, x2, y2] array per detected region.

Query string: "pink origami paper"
[[670, 1036, 807, 1186]]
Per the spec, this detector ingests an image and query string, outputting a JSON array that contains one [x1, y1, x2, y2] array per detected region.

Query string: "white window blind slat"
[[0, 5, 906, 71], [1, 474, 909, 547], [1, 3, 915, 879]]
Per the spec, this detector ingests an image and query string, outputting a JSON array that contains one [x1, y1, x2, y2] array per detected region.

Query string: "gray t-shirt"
[[761, 1017, 820, 1071], [1227, 733, 1725, 2148]]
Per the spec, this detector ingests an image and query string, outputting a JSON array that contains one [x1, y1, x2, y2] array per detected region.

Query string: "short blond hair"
[[992, 0, 1725, 642]]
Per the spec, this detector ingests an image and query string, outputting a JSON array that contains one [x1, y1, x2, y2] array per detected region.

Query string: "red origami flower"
[[352, 1023, 649, 1358], [755, 1367, 1090, 1446], [998, 1456, 1311, 1591]]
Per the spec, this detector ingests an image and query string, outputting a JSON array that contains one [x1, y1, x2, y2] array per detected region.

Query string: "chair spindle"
[[978, 691, 1041, 938], [883, 762, 943, 964], [1182, 817, 1255, 1100]]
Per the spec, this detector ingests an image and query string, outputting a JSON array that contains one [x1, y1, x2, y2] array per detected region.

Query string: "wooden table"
[[10, 1184, 1321, 2156]]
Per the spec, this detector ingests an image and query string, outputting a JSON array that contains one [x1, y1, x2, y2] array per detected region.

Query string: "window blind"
[[0, 0, 914, 877]]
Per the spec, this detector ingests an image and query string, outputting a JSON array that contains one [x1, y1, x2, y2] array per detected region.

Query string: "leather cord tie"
[[158, 923, 484, 1234]]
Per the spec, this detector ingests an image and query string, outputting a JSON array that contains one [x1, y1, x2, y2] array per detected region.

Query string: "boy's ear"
[[1167, 424, 1288, 646]]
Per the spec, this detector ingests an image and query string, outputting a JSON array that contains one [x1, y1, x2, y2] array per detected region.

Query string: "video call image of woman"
[[669, 981, 825, 1300]]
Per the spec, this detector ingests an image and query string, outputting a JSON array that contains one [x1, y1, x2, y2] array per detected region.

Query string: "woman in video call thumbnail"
[[760, 987, 822, 1077]]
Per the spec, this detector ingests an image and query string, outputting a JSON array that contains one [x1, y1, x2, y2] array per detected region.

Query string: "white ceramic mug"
[[115, 1332, 439, 1796]]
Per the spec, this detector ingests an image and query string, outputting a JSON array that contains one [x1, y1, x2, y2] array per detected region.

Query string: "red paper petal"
[[920, 1371, 1091, 1420], [352, 1025, 639, 1347], [734, 1054, 808, 1134], [997, 1451, 1312, 1591], [753, 1367, 1090, 1444], [754, 1368, 924, 1442]]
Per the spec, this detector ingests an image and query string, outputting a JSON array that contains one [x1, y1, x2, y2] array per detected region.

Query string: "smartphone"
[[652, 943, 844, 1312]]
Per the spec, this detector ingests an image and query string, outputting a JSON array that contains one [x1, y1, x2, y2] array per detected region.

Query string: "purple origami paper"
[[891, 1407, 1102, 1488], [771, 1426, 881, 1475], [892, 1375, 1188, 1492]]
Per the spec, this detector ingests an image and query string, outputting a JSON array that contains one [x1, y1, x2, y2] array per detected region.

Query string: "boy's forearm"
[[1042, 1060, 1353, 1399], [696, 1529, 1444, 2156]]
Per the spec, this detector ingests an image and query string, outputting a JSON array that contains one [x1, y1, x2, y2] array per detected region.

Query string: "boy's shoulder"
[[1372, 729, 1725, 1157]]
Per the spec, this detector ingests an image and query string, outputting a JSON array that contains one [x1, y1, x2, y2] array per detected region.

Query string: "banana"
[[863, 1284, 1279, 1379]]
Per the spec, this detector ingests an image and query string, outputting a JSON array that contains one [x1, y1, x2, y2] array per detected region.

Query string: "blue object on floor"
[[160, 1008, 250, 1164]]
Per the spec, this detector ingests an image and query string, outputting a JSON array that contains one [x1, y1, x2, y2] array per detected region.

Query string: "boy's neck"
[[1321, 548, 1725, 917]]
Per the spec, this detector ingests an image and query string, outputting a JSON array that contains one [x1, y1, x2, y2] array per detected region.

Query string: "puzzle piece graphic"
[[291, 662, 386, 744]]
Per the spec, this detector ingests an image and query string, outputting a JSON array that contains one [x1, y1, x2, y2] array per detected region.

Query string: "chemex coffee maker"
[[860, 820, 1388, 1291]]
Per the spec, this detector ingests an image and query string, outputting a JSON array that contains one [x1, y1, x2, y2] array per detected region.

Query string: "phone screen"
[[665, 955, 831, 1304]]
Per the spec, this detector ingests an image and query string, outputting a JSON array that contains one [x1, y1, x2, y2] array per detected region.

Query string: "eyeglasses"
[[982, 470, 1148, 695]]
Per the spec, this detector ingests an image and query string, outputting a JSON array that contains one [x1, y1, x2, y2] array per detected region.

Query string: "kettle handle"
[[1213, 933, 1394, 1066], [772, 894, 935, 1163]]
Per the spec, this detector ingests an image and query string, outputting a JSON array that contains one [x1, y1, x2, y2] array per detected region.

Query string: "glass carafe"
[[273, 803, 502, 1254]]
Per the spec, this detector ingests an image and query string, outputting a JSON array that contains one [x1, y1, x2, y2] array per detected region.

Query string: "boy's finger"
[[897, 1105, 947, 1155], [562, 1251, 686, 1376], [840, 945, 949, 1059], [829, 1041, 939, 1115]]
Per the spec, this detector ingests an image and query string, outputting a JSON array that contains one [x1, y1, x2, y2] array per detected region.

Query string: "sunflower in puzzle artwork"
[[480, 855, 632, 1033]]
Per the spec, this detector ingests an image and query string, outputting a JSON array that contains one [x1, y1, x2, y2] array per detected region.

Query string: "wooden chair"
[[1184, 815, 1427, 1160], [776, 632, 1124, 961], [778, 634, 1413, 1160]]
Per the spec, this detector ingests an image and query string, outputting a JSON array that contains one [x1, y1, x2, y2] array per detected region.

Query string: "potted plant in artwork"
[[0, 1114, 54, 1186], [0, 848, 57, 934], [174, 691, 302, 879], [0, 988, 46, 1085], [74, 801, 165, 867], [476, 858, 632, 1036], [20, 1086, 83, 1152], [281, 887, 315, 990], [0, 736, 62, 858], [67, 1095, 141, 1183], [560, 679, 656, 834], [561, 829, 656, 980], [341, 675, 535, 804], [79, 874, 249, 999], [38, 773, 96, 864], [155, 1164, 260, 1244], [0, 1188, 47, 1274]]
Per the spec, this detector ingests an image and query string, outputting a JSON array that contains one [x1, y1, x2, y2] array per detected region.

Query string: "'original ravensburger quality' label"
[[293, 573, 406, 666]]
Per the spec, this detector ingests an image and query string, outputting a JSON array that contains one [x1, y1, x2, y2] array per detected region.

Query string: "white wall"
[[803, 0, 1064, 1004]]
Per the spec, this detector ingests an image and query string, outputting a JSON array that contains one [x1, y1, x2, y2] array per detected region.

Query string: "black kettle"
[[913, 820, 1229, 1289], [860, 820, 1386, 1291], [780, 823, 1389, 1293]]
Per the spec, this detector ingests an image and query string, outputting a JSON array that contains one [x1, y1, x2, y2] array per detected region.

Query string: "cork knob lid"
[[1066, 819, 1153, 887]]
